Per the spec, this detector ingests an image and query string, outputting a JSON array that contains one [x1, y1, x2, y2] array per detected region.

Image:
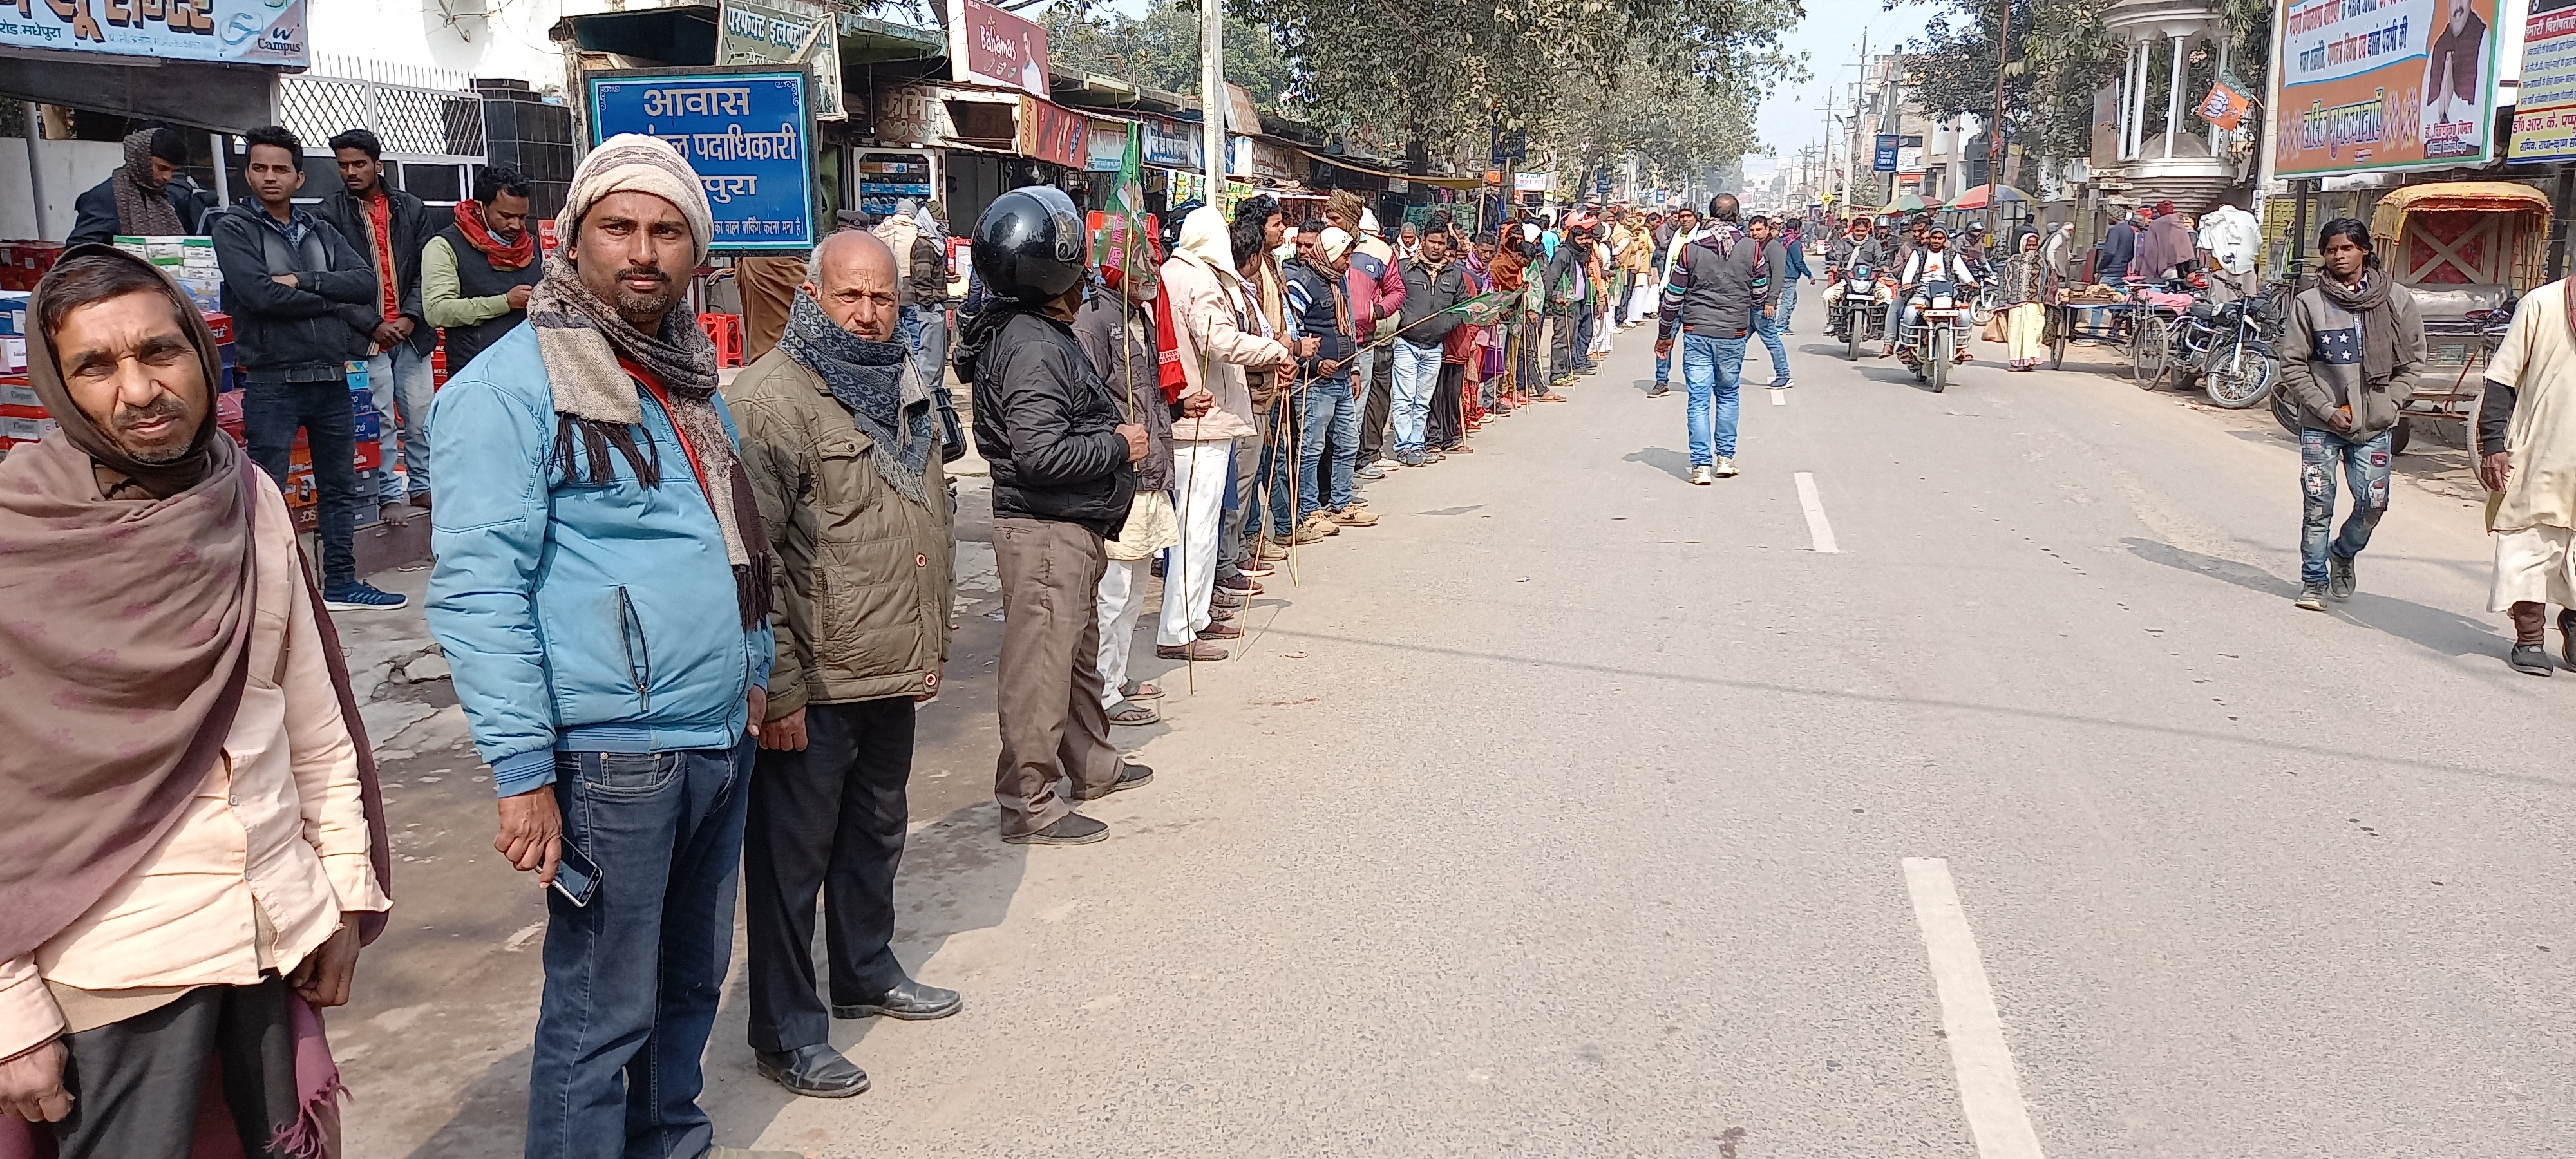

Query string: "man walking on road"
[[424, 134, 793, 1159], [958, 185, 1154, 845], [317, 129, 439, 522], [1658, 193, 1767, 485], [726, 229, 961, 1100], [0, 246, 392, 1159], [212, 125, 406, 612], [1746, 215, 1793, 388], [2474, 278, 2576, 675], [2278, 218, 2423, 613]]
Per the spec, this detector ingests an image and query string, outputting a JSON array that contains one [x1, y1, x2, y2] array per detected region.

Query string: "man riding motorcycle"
[[1886, 226, 1979, 364], [1822, 218, 1897, 339]]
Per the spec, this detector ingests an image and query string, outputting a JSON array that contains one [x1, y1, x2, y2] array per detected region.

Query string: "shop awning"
[[1291, 146, 1482, 190], [0, 55, 281, 133]]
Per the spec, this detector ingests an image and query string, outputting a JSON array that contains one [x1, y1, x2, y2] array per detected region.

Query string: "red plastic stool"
[[699, 312, 744, 368]]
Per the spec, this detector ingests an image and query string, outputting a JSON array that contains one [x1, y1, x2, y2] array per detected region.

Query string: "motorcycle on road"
[[1897, 278, 1972, 393], [1830, 263, 1891, 361]]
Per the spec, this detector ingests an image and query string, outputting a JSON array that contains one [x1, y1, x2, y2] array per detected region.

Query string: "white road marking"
[[1793, 472, 1840, 554], [1903, 858, 2048, 1159], [1770, 388, 1787, 406]]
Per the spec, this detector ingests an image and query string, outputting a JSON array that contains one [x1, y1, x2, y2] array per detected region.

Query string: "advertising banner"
[[587, 68, 815, 252], [947, 0, 1049, 97], [0, 0, 308, 66], [1086, 118, 1132, 172], [1512, 172, 1550, 192], [1873, 135, 1900, 171], [1140, 115, 1202, 171], [2510, 0, 2576, 162], [1228, 135, 1297, 182], [1018, 95, 1088, 168], [875, 84, 959, 149], [717, 0, 844, 120], [2273, 0, 2501, 175]]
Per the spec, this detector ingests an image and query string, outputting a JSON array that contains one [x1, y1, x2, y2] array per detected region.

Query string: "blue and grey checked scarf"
[[779, 292, 936, 507]]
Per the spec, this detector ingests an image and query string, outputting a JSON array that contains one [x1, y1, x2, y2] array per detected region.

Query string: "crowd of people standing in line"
[[19, 108, 2576, 1159]]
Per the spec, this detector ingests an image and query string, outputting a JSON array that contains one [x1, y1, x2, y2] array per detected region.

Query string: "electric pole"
[[1201, 0, 1226, 205], [1988, 0, 2011, 236]]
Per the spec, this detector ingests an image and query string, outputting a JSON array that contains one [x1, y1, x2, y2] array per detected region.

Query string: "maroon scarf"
[[454, 200, 536, 271]]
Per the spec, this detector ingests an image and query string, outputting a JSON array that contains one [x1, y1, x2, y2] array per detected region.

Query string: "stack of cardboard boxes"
[[0, 291, 41, 460]]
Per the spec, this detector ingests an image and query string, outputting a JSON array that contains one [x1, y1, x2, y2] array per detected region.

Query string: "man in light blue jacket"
[[425, 135, 793, 1159]]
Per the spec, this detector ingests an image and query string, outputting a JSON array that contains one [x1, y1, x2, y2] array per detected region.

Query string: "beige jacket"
[[0, 470, 389, 1058], [1159, 206, 1288, 444], [726, 344, 954, 711]]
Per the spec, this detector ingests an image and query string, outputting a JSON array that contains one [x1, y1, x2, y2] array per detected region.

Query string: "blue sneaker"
[[323, 581, 408, 612]]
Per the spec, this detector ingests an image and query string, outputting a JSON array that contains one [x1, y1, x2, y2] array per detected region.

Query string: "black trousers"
[[1428, 363, 1464, 449], [1358, 345, 1394, 465], [52, 977, 299, 1159], [243, 379, 361, 588], [743, 696, 916, 1053]]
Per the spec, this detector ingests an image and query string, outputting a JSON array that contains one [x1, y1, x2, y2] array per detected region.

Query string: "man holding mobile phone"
[[426, 137, 793, 1159]]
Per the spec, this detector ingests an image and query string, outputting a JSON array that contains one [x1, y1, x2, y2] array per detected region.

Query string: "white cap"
[[1320, 227, 1352, 260]]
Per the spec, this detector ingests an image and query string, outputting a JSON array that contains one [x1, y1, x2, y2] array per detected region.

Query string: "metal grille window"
[[280, 62, 488, 205]]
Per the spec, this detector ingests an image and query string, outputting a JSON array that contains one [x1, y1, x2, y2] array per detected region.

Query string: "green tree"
[[1040, 0, 1294, 113]]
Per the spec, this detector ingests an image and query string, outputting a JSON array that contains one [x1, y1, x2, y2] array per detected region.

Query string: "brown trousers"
[[736, 255, 809, 362], [991, 516, 1124, 836]]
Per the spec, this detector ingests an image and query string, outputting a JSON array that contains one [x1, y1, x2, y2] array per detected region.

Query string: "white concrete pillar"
[[2207, 36, 2230, 154], [2164, 32, 2187, 158]]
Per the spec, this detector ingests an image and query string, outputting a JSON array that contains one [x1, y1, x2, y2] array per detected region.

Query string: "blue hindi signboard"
[[1872, 134, 1900, 173], [586, 68, 816, 252]]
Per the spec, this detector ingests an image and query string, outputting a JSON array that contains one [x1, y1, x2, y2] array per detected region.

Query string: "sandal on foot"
[[1106, 699, 1160, 726], [1121, 679, 1164, 701]]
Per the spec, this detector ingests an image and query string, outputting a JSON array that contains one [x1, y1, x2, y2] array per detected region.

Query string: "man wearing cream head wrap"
[[425, 133, 797, 1159]]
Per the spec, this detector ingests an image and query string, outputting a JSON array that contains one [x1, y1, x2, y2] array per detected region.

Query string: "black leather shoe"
[[834, 978, 963, 1021], [1073, 763, 1153, 801], [753, 1044, 869, 1098]]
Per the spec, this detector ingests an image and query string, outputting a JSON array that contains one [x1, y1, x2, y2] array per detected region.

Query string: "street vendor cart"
[[2045, 284, 2134, 371]]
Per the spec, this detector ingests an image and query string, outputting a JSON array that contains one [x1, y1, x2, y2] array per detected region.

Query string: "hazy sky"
[[1079, 0, 1936, 180], [1747, 0, 1935, 178]]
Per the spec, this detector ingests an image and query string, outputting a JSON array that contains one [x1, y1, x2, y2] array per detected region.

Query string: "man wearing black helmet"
[[954, 187, 1156, 846]]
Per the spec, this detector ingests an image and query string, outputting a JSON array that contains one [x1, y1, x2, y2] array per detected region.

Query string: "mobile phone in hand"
[[552, 843, 602, 908]]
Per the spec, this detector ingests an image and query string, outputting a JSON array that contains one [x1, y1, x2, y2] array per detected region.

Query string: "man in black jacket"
[[958, 186, 1152, 846], [314, 128, 437, 521], [66, 127, 216, 245], [1656, 193, 1769, 484], [1390, 223, 1469, 466], [211, 126, 404, 610]]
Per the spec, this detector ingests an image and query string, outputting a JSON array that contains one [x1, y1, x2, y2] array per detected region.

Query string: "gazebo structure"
[[2090, 0, 2240, 214]]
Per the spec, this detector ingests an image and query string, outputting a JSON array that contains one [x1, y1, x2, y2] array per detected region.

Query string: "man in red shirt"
[[317, 128, 437, 523]]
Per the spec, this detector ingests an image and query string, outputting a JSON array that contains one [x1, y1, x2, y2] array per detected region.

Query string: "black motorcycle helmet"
[[971, 185, 1088, 304]]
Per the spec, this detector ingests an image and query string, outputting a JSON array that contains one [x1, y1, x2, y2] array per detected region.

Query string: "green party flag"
[[1093, 122, 1154, 292]]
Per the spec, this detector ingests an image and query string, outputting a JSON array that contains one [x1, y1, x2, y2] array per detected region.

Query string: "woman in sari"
[[1998, 229, 2050, 371]]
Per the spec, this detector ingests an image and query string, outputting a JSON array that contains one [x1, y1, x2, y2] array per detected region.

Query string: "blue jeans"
[[1304, 373, 1358, 513], [1390, 338, 1441, 457], [1681, 332, 1746, 465], [526, 739, 753, 1159], [1573, 306, 1598, 370], [1779, 281, 1799, 333], [1655, 343, 1672, 386], [1261, 389, 1308, 536], [366, 344, 436, 503], [1754, 308, 1789, 383], [242, 379, 359, 588], [2299, 426, 2391, 588]]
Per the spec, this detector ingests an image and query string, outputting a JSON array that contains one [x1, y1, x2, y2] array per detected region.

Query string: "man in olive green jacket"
[[722, 230, 958, 1100]]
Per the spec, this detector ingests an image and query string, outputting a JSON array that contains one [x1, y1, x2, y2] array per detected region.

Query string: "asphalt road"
[[337, 318, 2574, 1158]]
